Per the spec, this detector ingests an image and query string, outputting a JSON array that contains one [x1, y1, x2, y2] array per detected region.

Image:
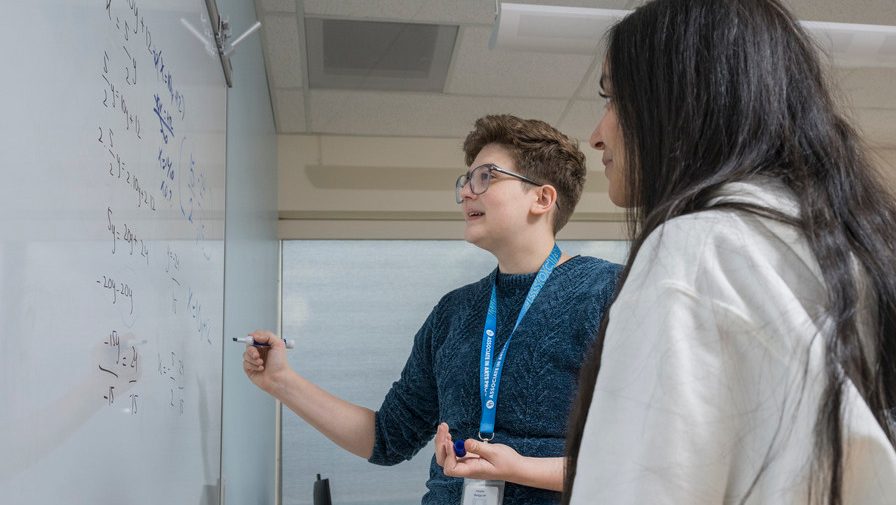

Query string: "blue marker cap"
[[453, 439, 466, 458]]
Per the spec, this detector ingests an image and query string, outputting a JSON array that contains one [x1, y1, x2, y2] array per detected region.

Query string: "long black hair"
[[563, 0, 896, 504]]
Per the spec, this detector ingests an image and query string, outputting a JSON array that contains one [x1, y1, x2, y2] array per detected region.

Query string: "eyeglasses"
[[454, 163, 545, 204]]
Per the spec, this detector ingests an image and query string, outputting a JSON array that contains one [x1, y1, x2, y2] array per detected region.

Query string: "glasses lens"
[[456, 165, 495, 203], [469, 165, 491, 195], [455, 174, 467, 204]]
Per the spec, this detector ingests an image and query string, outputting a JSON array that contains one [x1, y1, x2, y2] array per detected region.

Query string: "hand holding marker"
[[232, 336, 296, 349]]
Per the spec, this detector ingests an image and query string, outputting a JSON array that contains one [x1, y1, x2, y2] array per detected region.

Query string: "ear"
[[530, 185, 557, 216]]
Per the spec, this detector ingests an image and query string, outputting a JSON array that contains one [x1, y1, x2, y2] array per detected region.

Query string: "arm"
[[242, 330, 376, 459], [434, 422, 564, 491]]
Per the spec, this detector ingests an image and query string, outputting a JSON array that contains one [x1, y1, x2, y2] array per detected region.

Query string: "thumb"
[[249, 330, 285, 349], [465, 439, 495, 458]]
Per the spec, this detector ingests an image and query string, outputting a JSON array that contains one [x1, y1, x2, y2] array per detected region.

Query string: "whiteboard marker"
[[232, 336, 295, 349], [453, 439, 467, 458]]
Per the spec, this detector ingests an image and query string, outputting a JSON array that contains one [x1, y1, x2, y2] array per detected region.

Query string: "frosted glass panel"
[[281, 240, 627, 505]]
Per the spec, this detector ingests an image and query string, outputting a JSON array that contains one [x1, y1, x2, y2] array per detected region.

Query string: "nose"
[[457, 175, 475, 203], [589, 118, 605, 151]]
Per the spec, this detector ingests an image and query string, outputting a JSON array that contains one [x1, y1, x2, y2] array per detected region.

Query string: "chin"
[[608, 188, 629, 208], [463, 229, 482, 246], [463, 227, 490, 250]]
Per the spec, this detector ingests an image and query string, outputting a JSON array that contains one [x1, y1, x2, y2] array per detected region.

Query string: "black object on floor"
[[313, 473, 332, 505]]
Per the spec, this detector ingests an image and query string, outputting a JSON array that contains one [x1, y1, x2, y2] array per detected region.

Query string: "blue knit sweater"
[[369, 255, 621, 504]]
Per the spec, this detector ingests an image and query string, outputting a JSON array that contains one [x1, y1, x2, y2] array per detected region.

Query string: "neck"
[[493, 236, 563, 274]]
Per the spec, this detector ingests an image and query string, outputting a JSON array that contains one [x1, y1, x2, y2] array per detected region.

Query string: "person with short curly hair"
[[244, 114, 621, 504]]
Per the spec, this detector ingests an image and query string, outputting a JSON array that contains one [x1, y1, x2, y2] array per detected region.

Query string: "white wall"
[[276, 136, 896, 241], [276, 134, 627, 239], [872, 148, 896, 193]]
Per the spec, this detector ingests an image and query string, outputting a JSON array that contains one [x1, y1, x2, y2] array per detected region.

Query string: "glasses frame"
[[455, 163, 546, 204]]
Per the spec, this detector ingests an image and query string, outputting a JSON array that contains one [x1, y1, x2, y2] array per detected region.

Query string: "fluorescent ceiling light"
[[803, 21, 896, 68], [491, 2, 896, 68]]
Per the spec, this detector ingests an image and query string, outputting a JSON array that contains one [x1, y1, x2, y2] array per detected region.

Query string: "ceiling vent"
[[306, 18, 458, 92]]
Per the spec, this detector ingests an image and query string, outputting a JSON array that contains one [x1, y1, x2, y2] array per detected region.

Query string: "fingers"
[[435, 423, 446, 465], [435, 423, 485, 478], [465, 439, 488, 458], [242, 345, 263, 365], [249, 330, 283, 348], [437, 422, 450, 441], [442, 450, 484, 479], [242, 343, 266, 375], [460, 442, 519, 482], [242, 330, 283, 376], [243, 357, 263, 374], [441, 442, 459, 475], [435, 423, 453, 466]]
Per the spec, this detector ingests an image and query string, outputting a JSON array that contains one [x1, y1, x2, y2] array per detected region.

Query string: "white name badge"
[[461, 479, 504, 505]]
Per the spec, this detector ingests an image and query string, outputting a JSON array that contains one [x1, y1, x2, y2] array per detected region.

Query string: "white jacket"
[[570, 179, 896, 504]]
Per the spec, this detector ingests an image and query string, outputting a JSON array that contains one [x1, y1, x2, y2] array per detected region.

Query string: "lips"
[[464, 208, 484, 219]]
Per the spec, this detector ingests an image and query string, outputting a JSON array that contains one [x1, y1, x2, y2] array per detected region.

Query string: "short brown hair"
[[463, 114, 586, 233]]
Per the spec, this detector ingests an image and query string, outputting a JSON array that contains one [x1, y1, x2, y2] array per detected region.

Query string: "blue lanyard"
[[478, 244, 561, 440]]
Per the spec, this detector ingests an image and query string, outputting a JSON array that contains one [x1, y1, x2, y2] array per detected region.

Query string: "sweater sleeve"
[[368, 305, 441, 466]]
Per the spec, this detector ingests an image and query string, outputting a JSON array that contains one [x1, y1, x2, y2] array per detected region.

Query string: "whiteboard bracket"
[[223, 21, 262, 57], [211, 15, 262, 87], [204, 0, 242, 87]]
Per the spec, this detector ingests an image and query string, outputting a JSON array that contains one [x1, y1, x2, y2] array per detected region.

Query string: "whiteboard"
[[0, 1, 227, 503]]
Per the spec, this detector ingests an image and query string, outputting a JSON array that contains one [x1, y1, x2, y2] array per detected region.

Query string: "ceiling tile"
[[576, 60, 605, 100], [259, 0, 896, 140], [445, 26, 595, 98], [263, 14, 304, 88], [274, 88, 307, 133], [557, 100, 604, 142], [259, 0, 297, 13], [308, 90, 568, 136]]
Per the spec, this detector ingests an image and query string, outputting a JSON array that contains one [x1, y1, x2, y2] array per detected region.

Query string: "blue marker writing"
[[453, 439, 467, 458], [232, 336, 295, 349]]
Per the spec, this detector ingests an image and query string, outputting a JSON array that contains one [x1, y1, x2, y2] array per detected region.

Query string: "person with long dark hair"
[[563, 0, 896, 504]]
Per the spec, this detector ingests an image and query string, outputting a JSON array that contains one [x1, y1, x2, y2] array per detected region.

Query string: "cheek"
[[607, 113, 623, 148], [608, 162, 631, 207], [613, 162, 627, 189]]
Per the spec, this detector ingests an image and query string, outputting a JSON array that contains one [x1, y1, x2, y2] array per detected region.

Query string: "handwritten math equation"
[[98, 330, 140, 414], [92, 0, 219, 416]]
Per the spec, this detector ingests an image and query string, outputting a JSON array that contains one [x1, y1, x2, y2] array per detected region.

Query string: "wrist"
[[265, 368, 298, 397], [507, 455, 564, 492], [507, 454, 531, 484]]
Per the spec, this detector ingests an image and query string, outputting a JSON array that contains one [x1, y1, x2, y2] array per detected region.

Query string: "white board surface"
[[0, 1, 227, 503]]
